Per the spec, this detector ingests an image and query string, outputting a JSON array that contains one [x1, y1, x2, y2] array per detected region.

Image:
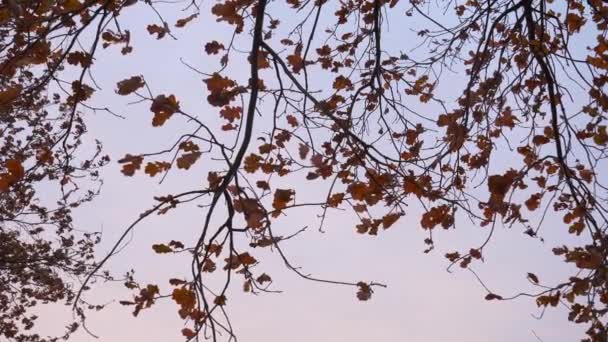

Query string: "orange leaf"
[[566, 13, 585, 33], [287, 54, 304, 73], [6, 159, 24, 180]]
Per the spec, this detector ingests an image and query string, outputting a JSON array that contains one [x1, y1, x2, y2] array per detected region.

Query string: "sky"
[[33, 1, 591, 341]]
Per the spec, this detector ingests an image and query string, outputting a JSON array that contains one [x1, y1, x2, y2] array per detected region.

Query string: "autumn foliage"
[[2, 0, 608, 341]]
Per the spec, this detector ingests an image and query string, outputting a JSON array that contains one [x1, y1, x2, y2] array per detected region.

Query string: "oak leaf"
[[273, 189, 294, 210], [144, 162, 171, 177], [382, 213, 402, 229], [150, 95, 180, 127], [147, 24, 168, 39], [176, 152, 202, 170], [205, 41, 225, 54], [566, 13, 585, 33], [172, 288, 196, 310], [287, 53, 304, 73], [118, 154, 143, 176], [116, 76, 144, 95]]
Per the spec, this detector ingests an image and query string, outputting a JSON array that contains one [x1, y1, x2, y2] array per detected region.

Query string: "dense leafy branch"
[[2, 0, 608, 341]]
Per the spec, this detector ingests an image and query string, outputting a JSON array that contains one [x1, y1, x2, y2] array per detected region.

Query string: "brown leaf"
[[238, 252, 257, 266], [212, 1, 244, 32], [144, 162, 171, 177], [172, 287, 196, 310], [202, 259, 216, 273], [175, 13, 198, 28], [256, 273, 272, 284], [6, 159, 24, 180], [525, 193, 542, 211], [485, 293, 503, 300], [566, 13, 585, 33], [0, 86, 22, 106], [181, 328, 196, 338], [594, 126, 608, 145], [273, 189, 294, 210], [150, 95, 180, 127], [116, 76, 144, 95], [470, 248, 482, 259], [147, 23, 168, 39], [207, 244, 223, 257], [66, 51, 92, 67], [118, 154, 143, 176], [287, 53, 304, 73], [213, 295, 227, 306], [176, 152, 202, 170], [333, 75, 353, 91], [349, 182, 368, 201], [286, 114, 298, 127], [527, 272, 539, 284], [356, 282, 372, 301], [316, 45, 331, 56], [152, 244, 172, 253], [205, 41, 225, 54], [220, 106, 242, 122], [382, 213, 402, 229]]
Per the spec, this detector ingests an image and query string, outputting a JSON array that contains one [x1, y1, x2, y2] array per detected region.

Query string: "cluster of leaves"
[[0, 0, 121, 340], [4, 0, 608, 341], [104, 0, 608, 339]]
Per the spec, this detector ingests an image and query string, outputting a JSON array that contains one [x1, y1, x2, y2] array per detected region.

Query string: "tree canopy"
[[1, 0, 608, 340]]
